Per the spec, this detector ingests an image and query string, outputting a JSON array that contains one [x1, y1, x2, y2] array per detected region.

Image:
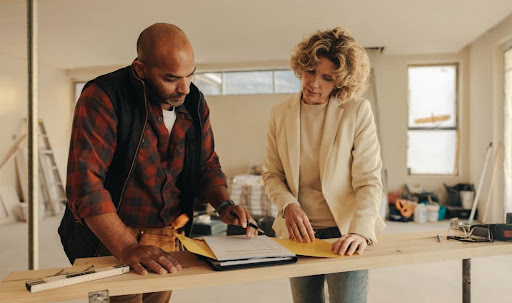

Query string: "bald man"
[[59, 23, 257, 302]]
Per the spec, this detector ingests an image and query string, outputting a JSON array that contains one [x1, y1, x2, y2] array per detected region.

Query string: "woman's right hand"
[[284, 203, 316, 242]]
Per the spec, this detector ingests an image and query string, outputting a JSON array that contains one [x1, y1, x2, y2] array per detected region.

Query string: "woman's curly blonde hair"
[[290, 27, 370, 101]]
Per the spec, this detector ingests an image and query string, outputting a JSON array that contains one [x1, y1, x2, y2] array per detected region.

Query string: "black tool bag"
[[444, 183, 474, 207], [58, 205, 100, 265]]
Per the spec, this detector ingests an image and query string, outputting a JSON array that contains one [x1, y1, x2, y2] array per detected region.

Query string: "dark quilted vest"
[[58, 66, 203, 264]]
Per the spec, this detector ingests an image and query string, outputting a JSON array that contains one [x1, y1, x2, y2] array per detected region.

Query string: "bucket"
[[460, 191, 474, 209], [414, 204, 427, 224], [426, 204, 440, 222]]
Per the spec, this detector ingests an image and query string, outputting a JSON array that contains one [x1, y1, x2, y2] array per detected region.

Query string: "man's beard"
[[145, 81, 186, 106]]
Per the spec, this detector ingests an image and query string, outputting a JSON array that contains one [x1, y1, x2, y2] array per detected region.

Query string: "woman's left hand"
[[331, 233, 368, 256]]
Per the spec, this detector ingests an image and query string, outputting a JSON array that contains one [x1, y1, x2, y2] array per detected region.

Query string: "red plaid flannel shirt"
[[66, 83, 227, 228]]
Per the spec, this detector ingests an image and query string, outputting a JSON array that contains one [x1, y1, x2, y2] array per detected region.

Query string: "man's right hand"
[[84, 213, 182, 276], [284, 203, 315, 242], [118, 243, 182, 276]]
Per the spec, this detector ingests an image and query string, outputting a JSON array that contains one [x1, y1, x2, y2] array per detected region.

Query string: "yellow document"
[[175, 233, 216, 259], [176, 233, 341, 258], [271, 238, 342, 258]]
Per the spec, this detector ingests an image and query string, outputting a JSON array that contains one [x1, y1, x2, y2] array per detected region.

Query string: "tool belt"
[[127, 225, 179, 253], [128, 214, 189, 252], [97, 214, 189, 255]]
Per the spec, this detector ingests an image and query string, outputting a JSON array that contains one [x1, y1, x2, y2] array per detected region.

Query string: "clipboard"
[[176, 234, 298, 271], [204, 255, 297, 271]]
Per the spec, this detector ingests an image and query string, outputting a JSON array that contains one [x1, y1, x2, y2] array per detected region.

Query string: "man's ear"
[[133, 59, 146, 79]]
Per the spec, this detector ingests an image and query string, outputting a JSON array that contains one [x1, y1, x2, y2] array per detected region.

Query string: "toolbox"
[[471, 223, 512, 241]]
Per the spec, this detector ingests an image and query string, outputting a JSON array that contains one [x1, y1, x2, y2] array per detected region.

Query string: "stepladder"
[[37, 120, 66, 215], [3, 119, 67, 219]]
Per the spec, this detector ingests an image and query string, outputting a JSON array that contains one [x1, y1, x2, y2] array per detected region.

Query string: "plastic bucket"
[[426, 204, 440, 222], [460, 191, 474, 209]]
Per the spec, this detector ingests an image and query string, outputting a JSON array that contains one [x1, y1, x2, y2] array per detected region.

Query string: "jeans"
[[290, 227, 368, 303]]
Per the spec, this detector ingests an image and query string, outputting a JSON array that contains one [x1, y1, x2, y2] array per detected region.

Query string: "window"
[[193, 73, 222, 96], [74, 82, 86, 102], [274, 70, 301, 93], [193, 69, 300, 95], [224, 71, 273, 95], [407, 64, 458, 175], [73, 69, 301, 102]]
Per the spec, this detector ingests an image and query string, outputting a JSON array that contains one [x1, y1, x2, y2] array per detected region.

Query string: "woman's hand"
[[284, 203, 315, 242], [332, 233, 368, 256]]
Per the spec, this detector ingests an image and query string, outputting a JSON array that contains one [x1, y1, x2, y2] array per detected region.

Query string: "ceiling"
[[1, 0, 512, 69]]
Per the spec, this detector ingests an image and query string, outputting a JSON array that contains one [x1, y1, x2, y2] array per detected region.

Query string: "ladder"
[[38, 120, 66, 215]]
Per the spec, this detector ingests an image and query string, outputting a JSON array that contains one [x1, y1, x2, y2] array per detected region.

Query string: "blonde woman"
[[262, 28, 385, 303]]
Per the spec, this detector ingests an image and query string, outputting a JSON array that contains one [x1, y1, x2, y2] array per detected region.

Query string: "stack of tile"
[[228, 174, 277, 218]]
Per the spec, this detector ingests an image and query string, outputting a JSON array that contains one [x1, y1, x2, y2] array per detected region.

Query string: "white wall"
[[0, 57, 27, 187], [38, 66, 73, 183], [202, 50, 472, 200], [66, 53, 470, 196], [0, 1, 27, 188], [469, 13, 512, 222], [369, 50, 470, 195], [4, 53, 472, 208], [0, 1, 72, 197], [207, 93, 291, 178]]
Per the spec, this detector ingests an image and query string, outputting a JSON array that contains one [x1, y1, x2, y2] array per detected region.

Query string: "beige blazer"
[[262, 93, 386, 243]]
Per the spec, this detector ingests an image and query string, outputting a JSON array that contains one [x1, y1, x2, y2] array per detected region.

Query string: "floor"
[[1, 215, 511, 303]]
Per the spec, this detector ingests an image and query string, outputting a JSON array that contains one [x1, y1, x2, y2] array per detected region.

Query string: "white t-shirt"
[[162, 107, 176, 134]]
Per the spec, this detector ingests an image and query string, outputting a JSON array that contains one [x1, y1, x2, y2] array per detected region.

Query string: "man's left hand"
[[218, 204, 258, 238], [331, 233, 368, 256]]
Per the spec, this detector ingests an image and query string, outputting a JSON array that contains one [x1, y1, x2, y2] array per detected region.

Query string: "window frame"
[[406, 63, 460, 176], [193, 68, 300, 96]]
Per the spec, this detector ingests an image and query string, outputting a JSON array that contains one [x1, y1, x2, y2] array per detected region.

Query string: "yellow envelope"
[[271, 238, 342, 258], [176, 233, 342, 259], [175, 233, 216, 259]]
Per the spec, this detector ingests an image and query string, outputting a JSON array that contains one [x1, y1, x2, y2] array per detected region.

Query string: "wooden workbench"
[[1, 230, 512, 303]]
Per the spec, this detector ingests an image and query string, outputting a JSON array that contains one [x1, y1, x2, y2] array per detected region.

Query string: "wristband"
[[216, 200, 235, 214]]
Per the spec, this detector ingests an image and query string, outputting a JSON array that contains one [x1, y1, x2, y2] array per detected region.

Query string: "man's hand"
[[218, 204, 258, 238], [84, 213, 183, 276], [331, 233, 368, 256], [118, 243, 182, 276], [284, 203, 315, 242]]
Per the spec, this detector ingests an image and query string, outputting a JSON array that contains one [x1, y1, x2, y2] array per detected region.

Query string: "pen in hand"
[[229, 211, 265, 235]]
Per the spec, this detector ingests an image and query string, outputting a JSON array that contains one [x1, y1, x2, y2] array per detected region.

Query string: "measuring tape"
[[26, 264, 130, 293]]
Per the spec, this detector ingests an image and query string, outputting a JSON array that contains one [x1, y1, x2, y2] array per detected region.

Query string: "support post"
[[27, 0, 39, 270], [463, 258, 471, 303]]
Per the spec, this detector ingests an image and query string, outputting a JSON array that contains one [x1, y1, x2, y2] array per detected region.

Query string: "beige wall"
[[2, 55, 472, 207], [468, 13, 512, 222], [2, 21, 497, 213], [368, 50, 470, 194], [0, 62, 72, 196], [0, 1, 72, 195], [38, 66, 73, 183], [0, 1, 26, 188], [203, 50, 471, 198], [207, 93, 292, 178], [0, 56, 27, 187]]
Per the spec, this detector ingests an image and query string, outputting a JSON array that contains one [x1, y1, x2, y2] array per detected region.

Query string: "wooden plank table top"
[[1, 230, 512, 303]]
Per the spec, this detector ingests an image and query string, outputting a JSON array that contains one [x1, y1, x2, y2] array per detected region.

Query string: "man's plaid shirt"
[[66, 83, 227, 228]]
